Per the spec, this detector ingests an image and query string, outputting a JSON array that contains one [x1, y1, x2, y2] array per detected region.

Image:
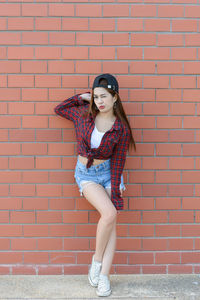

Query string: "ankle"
[[94, 254, 102, 263]]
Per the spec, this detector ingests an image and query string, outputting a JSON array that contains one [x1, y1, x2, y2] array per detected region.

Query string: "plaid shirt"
[[54, 93, 130, 210]]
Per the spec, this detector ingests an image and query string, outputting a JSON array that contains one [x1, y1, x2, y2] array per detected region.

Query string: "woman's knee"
[[101, 207, 117, 225]]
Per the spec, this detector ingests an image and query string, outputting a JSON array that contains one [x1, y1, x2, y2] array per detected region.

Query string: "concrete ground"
[[0, 274, 200, 300]]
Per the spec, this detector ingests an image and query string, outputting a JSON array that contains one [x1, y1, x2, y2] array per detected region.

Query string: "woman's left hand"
[[120, 189, 123, 197]]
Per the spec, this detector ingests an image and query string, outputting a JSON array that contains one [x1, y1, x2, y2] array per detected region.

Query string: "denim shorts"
[[74, 158, 126, 196]]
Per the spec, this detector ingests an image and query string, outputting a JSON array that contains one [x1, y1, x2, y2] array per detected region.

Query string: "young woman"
[[54, 73, 136, 297]]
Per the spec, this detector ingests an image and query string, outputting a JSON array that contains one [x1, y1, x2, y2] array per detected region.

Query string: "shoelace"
[[98, 276, 109, 290]]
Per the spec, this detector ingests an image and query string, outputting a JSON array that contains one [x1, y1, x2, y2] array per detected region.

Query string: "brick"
[[131, 33, 156, 46], [64, 238, 89, 250], [130, 116, 155, 129], [21, 61, 47, 74], [184, 62, 200, 74], [49, 32, 75, 45], [9, 102, 34, 114], [143, 266, 166, 274], [183, 144, 200, 155], [158, 5, 184, 17], [50, 252, 75, 264], [118, 19, 143, 31], [49, 4, 74, 16], [0, 18, 6, 30], [143, 211, 168, 223], [23, 171, 48, 184], [103, 33, 129, 45], [35, 18, 61, 30], [158, 34, 183, 46], [38, 266, 62, 275], [8, 47, 34, 59], [23, 225, 48, 237], [76, 4, 102, 17], [0, 4, 20, 16], [156, 89, 181, 102], [49, 225, 75, 237], [185, 34, 200, 46], [103, 4, 129, 16], [170, 130, 194, 143], [0, 253, 22, 264], [62, 47, 88, 59], [156, 225, 181, 237], [0, 130, 8, 142], [156, 171, 181, 184], [129, 225, 154, 237], [77, 32, 102, 45], [90, 18, 115, 31], [63, 211, 88, 224], [169, 185, 194, 197], [35, 75, 61, 88], [155, 252, 180, 264], [0, 48, 6, 59], [185, 6, 200, 18], [129, 253, 154, 264], [145, 19, 170, 31], [182, 172, 200, 183], [131, 4, 156, 17], [0, 61, 20, 73], [130, 171, 154, 184], [63, 18, 88, 31], [129, 198, 154, 210], [23, 198, 48, 210], [130, 90, 155, 102], [22, 143, 47, 155], [76, 61, 101, 74], [117, 48, 143, 60], [171, 103, 195, 115], [36, 129, 62, 142], [0, 143, 20, 155], [38, 239, 63, 250], [35, 47, 61, 60], [22, 116, 48, 128], [185, 116, 200, 130], [8, 75, 34, 87], [143, 130, 168, 142], [24, 252, 49, 264], [118, 211, 141, 224], [143, 239, 167, 251], [36, 185, 62, 197], [0, 75, 7, 88], [103, 61, 129, 74], [183, 89, 200, 102], [157, 62, 182, 74], [143, 103, 168, 115], [0, 102, 7, 114], [143, 76, 169, 88], [172, 19, 197, 32], [8, 18, 34, 30], [171, 48, 197, 60], [37, 211, 62, 224], [10, 211, 35, 224], [22, 32, 48, 45], [168, 265, 193, 274], [182, 252, 200, 264], [117, 238, 141, 251], [22, 4, 48, 16], [48, 143, 74, 156], [10, 185, 35, 197], [10, 129, 35, 142], [143, 157, 168, 170], [0, 158, 8, 170], [143, 185, 167, 197], [130, 62, 155, 74], [9, 157, 34, 170], [169, 157, 194, 170], [144, 48, 170, 60], [156, 144, 181, 156], [157, 116, 182, 128], [36, 157, 61, 169], [49, 198, 75, 210], [0, 33, 20, 45], [49, 171, 74, 184], [90, 47, 115, 60], [169, 211, 194, 223], [156, 198, 181, 210]]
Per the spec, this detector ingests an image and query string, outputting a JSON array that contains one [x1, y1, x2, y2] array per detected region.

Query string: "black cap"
[[92, 73, 119, 93]]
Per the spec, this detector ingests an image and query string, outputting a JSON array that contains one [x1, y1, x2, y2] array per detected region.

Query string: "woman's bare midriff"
[[78, 155, 108, 166]]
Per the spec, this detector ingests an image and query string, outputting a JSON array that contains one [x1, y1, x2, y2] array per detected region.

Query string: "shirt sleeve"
[[110, 126, 131, 210], [54, 92, 90, 126]]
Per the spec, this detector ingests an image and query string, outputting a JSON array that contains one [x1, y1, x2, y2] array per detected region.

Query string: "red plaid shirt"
[[54, 93, 131, 210]]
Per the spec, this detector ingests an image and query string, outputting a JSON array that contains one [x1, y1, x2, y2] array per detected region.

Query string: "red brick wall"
[[1, 0, 199, 275]]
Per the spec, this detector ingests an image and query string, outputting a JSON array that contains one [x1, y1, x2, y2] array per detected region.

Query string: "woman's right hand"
[[80, 93, 91, 102]]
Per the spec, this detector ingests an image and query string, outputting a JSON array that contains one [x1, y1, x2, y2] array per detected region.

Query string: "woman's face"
[[93, 87, 116, 113]]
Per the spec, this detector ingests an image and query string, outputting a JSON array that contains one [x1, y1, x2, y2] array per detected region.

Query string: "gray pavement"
[[0, 274, 200, 300]]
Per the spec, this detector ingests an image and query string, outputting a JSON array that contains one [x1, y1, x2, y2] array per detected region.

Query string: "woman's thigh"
[[81, 182, 116, 216]]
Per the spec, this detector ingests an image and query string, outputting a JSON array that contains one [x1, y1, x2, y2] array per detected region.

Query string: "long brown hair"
[[83, 83, 136, 151]]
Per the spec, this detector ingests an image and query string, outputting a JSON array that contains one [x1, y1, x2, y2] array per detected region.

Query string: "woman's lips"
[[99, 105, 105, 109]]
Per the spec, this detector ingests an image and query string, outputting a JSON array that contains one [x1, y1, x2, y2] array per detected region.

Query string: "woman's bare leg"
[[82, 182, 117, 263]]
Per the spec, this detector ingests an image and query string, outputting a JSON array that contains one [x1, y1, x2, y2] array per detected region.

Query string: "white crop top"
[[91, 125, 105, 149]]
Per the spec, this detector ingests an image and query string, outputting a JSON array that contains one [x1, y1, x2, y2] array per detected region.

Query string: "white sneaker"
[[96, 274, 112, 297], [88, 255, 102, 287]]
